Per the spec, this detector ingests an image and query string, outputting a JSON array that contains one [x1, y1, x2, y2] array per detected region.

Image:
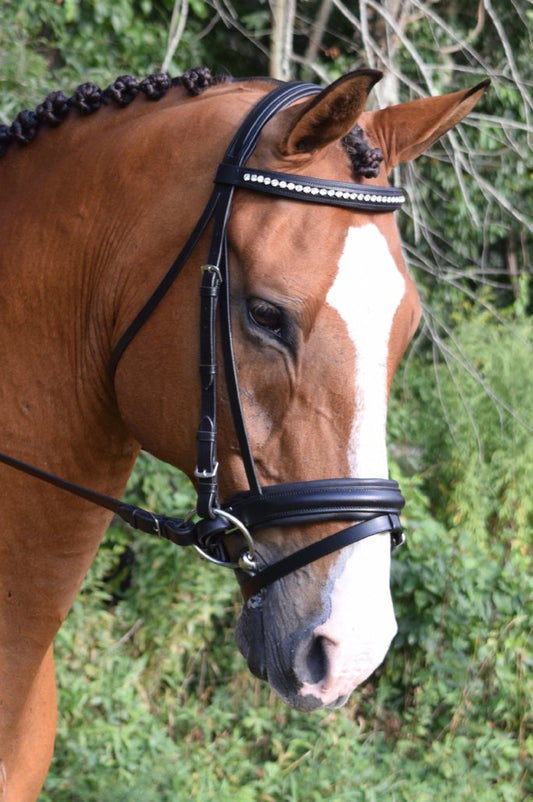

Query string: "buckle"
[[194, 462, 219, 480], [200, 263, 222, 281], [193, 508, 257, 573]]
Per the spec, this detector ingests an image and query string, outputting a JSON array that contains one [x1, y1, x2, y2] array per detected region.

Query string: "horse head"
[[113, 70, 488, 710]]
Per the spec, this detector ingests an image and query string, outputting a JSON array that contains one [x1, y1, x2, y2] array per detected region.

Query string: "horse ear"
[[364, 79, 490, 169], [282, 69, 383, 155]]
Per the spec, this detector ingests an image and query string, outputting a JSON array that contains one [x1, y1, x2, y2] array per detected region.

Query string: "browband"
[[216, 163, 407, 212]]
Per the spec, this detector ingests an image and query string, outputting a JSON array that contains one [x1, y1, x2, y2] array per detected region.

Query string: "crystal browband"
[[215, 163, 407, 212]]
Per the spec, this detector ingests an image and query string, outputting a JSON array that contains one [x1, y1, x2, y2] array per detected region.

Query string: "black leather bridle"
[[0, 81, 407, 599]]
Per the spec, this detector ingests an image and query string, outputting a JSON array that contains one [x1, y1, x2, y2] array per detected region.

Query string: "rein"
[[0, 81, 407, 598]]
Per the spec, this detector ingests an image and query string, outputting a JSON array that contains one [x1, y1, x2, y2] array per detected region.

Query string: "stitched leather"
[[224, 478, 404, 529]]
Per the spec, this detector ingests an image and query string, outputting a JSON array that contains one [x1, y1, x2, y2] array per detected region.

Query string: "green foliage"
[[384, 304, 532, 798]]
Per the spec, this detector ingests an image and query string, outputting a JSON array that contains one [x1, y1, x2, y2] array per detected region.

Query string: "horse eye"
[[247, 299, 283, 338]]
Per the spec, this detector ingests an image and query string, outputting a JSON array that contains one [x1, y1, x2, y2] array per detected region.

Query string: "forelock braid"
[[342, 124, 384, 179]]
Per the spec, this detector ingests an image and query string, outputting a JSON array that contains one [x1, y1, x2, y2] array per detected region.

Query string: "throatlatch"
[[0, 78, 408, 595]]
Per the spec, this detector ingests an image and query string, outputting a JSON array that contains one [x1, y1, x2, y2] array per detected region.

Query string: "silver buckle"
[[194, 462, 219, 480], [200, 263, 222, 282], [193, 508, 257, 574]]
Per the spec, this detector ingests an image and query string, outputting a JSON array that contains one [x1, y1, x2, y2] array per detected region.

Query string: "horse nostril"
[[297, 634, 329, 685]]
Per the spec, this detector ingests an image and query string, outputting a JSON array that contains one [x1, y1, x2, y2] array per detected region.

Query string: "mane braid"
[[0, 66, 228, 157]]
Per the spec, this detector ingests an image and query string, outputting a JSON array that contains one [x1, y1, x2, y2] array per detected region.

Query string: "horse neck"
[[0, 85, 254, 492]]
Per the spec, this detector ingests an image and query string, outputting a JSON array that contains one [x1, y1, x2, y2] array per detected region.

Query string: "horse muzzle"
[[234, 520, 399, 711]]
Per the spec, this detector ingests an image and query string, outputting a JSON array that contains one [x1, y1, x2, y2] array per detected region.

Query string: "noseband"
[[0, 81, 407, 598]]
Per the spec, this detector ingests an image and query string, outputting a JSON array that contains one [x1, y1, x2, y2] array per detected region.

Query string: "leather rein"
[[0, 81, 407, 600]]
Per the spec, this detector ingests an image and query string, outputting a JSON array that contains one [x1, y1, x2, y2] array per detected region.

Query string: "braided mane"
[[0, 67, 227, 158], [0, 66, 383, 178]]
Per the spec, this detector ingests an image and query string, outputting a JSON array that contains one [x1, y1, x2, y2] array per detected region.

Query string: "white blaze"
[[300, 224, 406, 706], [327, 224, 406, 477]]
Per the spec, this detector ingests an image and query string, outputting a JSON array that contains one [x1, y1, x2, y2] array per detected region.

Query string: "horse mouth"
[[235, 595, 351, 711], [234, 573, 395, 711]]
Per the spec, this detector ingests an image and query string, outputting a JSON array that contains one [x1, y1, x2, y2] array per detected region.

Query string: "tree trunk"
[[270, 0, 296, 80]]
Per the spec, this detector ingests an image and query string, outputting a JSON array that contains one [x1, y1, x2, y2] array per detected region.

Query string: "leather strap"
[[194, 81, 325, 516], [215, 164, 406, 212], [239, 513, 402, 600], [223, 478, 405, 530], [109, 187, 220, 376], [0, 450, 196, 546]]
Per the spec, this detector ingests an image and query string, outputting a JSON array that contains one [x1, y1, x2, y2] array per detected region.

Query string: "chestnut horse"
[[0, 67, 487, 800]]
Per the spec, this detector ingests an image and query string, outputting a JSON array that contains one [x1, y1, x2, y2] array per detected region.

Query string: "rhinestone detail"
[[241, 171, 405, 206]]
